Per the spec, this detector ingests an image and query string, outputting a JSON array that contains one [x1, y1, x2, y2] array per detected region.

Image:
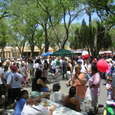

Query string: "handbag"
[[84, 86, 92, 101]]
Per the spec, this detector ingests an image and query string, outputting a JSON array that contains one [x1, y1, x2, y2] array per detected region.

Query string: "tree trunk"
[[44, 24, 49, 52], [18, 45, 25, 57], [61, 28, 69, 49], [18, 47, 22, 57], [30, 45, 35, 57], [1, 48, 5, 58], [29, 31, 36, 57]]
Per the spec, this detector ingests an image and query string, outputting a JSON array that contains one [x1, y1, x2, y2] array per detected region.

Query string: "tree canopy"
[[0, 0, 114, 57]]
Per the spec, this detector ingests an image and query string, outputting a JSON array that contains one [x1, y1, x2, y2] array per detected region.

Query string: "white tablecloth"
[[5, 99, 87, 115], [43, 99, 87, 115]]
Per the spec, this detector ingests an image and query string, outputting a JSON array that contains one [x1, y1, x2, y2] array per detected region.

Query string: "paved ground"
[[98, 79, 107, 106], [48, 79, 107, 114], [24, 76, 107, 108], [48, 79, 107, 105]]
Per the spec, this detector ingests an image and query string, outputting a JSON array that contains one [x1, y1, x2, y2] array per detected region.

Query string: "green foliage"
[[0, 19, 10, 48], [0, 0, 114, 56], [85, 0, 115, 27], [70, 20, 112, 56], [109, 28, 115, 49], [96, 22, 112, 50], [35, 29, 44, 50], [49, 24, 66, 49]]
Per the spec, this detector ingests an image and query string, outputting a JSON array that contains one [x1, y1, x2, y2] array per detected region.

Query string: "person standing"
[[61, 58, 68, 79], [0, 62, 4, 85], [42, 60, 49, 79], [111, 64, 115, 100], [32, 59, 43, 91], [7, 65, 23, 104], [89, 63, 101, 113], [0, 62, 5, 106], [72, 66, 87, 102], [50, 58, 57, 75], [33, 59, 43, 79], [19, 62, 28, 87]]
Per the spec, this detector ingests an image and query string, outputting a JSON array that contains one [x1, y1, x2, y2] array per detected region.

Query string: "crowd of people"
[[0, 54, 115, 115]]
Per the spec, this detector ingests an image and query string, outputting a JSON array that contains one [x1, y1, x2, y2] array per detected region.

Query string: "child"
[[106, 79, 112, 100], [50, 83, 64, 103]]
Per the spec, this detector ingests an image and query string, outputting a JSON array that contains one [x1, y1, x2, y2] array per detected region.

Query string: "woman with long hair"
[[89, 63, 101, 113], [72, 66, 87, 102]]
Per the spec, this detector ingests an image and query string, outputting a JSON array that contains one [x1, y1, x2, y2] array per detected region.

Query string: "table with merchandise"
[[41, 99, 87, 115]]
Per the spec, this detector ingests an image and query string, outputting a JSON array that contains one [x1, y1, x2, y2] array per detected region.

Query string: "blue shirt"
[[13, 98, 26, 115], [41, 87, 49, 92]]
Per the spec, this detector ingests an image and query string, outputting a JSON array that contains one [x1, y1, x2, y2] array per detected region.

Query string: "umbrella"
[[41, 52, 53, 56], [51, 49, 74, 56]]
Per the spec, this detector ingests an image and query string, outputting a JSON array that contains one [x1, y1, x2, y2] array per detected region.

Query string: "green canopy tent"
[[51, 49, 75, 56]]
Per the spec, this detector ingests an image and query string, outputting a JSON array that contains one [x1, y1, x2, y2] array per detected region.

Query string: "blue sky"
[[74, 12, 100, 24], [62, 12, 100, 25]]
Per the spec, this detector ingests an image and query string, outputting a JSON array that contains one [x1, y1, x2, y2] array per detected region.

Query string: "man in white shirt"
[[7, 65, 23, 104], [50, 59, 57, 74]]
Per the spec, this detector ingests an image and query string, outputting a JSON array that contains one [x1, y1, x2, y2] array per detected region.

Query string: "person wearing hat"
[[6, 65, 23, 105], [21, 91, 56, 115]]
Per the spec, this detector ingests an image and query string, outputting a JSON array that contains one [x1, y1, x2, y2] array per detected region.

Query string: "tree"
[[9, 18, 29, 57], [71, 20, 112, 57], [93, 21, 112, 56], [86, 0, 115, 16], [1, 0, 113, 57], [70, 27, 80, 49], [49, 25, 66, 49], [8, 0, 40, 56], [35, 29, 44, 54], [85, 0, 115, 29], [36, 0, 62, 52], [0, 0, 9, 20], [0, 19, 10, 58], [36, 0, 84, 50], [56, 0, 84, 49], [109, 28, 115, 51], [75, 0, 114, 56]]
